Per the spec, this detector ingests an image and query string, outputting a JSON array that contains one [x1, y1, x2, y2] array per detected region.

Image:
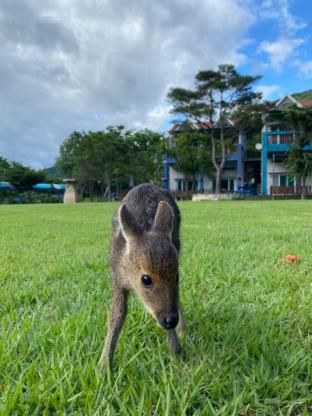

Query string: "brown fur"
[[99, 183, 185, 371]]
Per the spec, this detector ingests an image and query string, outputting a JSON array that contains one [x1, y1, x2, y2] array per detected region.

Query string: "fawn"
[[99, 183, 185, 370]]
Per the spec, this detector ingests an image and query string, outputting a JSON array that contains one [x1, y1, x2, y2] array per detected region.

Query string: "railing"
[[267, 132, 296, 145], [271, 186, 312, 195]]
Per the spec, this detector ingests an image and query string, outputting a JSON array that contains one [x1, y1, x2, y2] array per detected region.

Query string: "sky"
[[0, 0, 311, 169]]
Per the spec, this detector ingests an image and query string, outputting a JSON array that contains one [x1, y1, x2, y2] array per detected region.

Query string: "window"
[[221, 179, 228, 191], [220, 178, 234, 192], [280, 175, 287, 187], [177, 179, 184, 192], [273, 174, 294, 187], [229, 179, 234, 192], [272, 175, 278, 186], [288, 176, 294, 186]]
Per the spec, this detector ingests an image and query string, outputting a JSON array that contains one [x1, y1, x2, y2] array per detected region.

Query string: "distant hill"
[[292, 90, 312, 101], [46, 166, 63, 179]]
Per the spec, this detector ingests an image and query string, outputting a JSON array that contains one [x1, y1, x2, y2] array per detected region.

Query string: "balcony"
[[264, 130, 312, 152], [271, 186, 312, 196], [267, 131, 296, 145]]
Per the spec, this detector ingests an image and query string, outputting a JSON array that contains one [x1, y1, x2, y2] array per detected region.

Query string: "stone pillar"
[[63, 178, 78, 203]]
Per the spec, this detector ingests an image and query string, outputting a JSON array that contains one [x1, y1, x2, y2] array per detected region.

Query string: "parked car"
[[236, 185, 257, 195]]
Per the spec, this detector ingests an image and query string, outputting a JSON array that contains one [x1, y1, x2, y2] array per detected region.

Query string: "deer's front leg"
[[177, 300, 186, 334], [167, 329, 181, 354], [99, 287, 128, 371]]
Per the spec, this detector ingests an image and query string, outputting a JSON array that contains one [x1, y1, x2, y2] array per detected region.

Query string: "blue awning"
[[52, 184, 65, 191], [0, 182, 14, 190], [33, 183, 53, 190], [32, 183, 65, 191]]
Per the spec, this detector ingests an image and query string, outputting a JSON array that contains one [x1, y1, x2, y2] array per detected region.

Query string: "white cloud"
[[260, 0, 306, 34], [0, 0, 254, 168], [256, 84, 282, 100], [258, 37, 304, 71], [294, 60, 312, 78], [256, 0, 307, 74]]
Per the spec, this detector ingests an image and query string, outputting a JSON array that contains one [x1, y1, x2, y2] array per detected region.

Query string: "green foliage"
[[167, 64, 262, 192], [0, 156, 11, 181], [287, 145, 312, 194], [283, 107, 312, 141], [56, 127, 165, 199], [169, 131, 212, 190], [126, 129, 166, 184], [232, 101, 273, 135], [195, 64, 262, 115], [274, 107, 312, 197], [1, 201, 312, 414], [292, 89, 312, 101], [5, 162, 47, 191]]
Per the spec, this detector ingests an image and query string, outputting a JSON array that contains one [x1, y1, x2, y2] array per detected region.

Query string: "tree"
[[0, 156, 10, 181], [57, 127, 127, 200], [287, 145, 312, 198], [56, 127, 166, 200], [126, 130, 166, 186], [168, 64, 262, 193], [282, 107, 312, 199], [5, 162, 47, 191], [168, 128, 212, 191]]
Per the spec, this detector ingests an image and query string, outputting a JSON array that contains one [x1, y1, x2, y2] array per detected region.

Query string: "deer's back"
[[112, 183, 180, 252]]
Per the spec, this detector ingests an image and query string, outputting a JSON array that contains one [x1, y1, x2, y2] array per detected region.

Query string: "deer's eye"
[[141, 274, 153, 287]]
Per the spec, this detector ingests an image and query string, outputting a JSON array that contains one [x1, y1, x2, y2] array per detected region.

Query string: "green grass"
[[0, 201, 311, 415]]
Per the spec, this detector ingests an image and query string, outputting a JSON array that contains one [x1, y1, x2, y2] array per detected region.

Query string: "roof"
[[275, 93, 312, 110], [298, 99, 312, 108], [213, 117, 235, 128], [170, 118, 236, 133], [275, 95, 300, 109], [170, 120, 213, 133]]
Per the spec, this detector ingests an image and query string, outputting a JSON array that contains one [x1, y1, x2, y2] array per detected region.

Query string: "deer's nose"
[[161, 313, 179, 330]]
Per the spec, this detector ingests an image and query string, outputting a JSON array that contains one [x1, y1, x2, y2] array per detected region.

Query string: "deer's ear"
[[119, 204, 142, 242], [152, 201, 173, 238]]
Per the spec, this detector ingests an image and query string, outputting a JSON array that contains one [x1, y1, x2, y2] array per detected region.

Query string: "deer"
[[99, 183, 185, 371]]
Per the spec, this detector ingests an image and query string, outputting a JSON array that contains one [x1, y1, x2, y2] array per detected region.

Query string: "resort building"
[[261, 93, 312, 195], [163, 120, 261, 194], [163, 91, 312, 197]]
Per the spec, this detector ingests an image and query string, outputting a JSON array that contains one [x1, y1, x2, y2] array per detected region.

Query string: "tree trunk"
[[215, 169, 221, 194], [184, 176, 189, 193], [301, 178, 306, 200], [103, 176, 112, 200], [108, 178, 111, 200], [115, 174, 119, 199], [89, 181, 94, 201], [192, 174, 196, 191], [210, 121, 226, 194]]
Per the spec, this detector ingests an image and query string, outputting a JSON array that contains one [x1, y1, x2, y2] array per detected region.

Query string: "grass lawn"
[[0, 200, 311, 415]]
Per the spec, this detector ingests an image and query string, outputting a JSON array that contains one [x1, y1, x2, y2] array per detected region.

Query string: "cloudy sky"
[[0, 0, 311, 168]]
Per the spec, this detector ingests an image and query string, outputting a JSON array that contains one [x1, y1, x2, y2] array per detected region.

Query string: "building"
[[163, 120, 261, 194], [261, 93, 312, 195]]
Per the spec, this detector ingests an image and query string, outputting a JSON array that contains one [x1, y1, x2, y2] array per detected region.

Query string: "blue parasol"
[[32, 183, 65, 192], [0, 182, 14, 191], [32, 183, 53, 190]]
